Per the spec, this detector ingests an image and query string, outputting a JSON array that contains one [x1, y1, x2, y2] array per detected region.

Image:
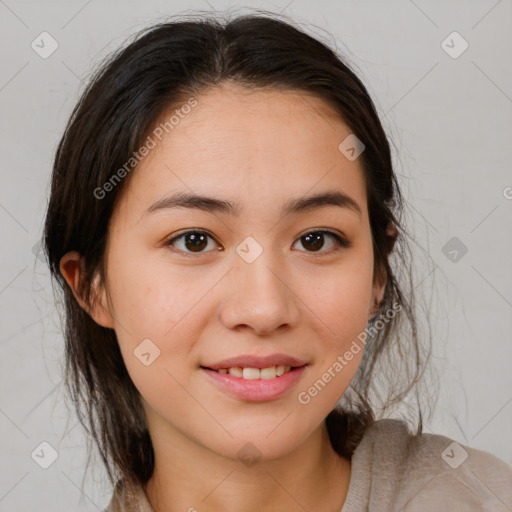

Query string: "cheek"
[[106, 256, 208, 390], [297, 255, 373, 397], [301, 256, 374, 334], [106, 250, 197, 336]]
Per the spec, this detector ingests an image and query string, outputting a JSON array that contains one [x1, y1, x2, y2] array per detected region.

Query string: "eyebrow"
[[143, 190, 362, 219]]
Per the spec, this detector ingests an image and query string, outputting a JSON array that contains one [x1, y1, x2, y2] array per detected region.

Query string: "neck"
[[144, 415, 351, 512]]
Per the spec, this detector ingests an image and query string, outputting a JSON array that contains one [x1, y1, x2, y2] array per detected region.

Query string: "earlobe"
[[59, 251, 115, 329], [386, 223, 398, 253], [368, 290, 383, 319], [369, 269, 387, 320]]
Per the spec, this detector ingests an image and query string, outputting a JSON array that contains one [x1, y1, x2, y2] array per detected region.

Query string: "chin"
[[203, 425, 308, 464]]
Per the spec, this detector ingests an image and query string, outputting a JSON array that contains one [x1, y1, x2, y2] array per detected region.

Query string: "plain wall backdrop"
[[0, 0, 511, 510]]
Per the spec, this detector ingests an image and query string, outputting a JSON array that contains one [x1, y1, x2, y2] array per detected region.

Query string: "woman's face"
[[73, 83, 385, 461]]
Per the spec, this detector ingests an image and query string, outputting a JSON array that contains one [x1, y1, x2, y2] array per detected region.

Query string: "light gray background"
[[1, 0, 511, 510]]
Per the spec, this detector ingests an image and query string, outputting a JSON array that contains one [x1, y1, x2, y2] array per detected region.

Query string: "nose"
[[218, 251, 300, 336]]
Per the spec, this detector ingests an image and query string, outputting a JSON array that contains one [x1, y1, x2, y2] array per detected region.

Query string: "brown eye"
[[165, 230, 218, 254], [301, 232, 325, 251], [293, 230, 350, 254], [165, 229, 350, 256]]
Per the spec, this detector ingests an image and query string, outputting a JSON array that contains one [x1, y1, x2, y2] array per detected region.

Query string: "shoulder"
[[348, 418, 512, 511], [103, 479, 126, 512], [103, 478, 154, 512]]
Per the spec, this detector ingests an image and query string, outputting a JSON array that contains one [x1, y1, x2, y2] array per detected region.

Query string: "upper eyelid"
[[168, 228, 217, 243]]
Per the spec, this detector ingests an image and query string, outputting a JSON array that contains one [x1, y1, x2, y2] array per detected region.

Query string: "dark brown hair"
[[43, 9, 436, 490]]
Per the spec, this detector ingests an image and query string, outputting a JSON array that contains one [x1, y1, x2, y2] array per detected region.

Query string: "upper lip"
[[201, 353, 308, 370]]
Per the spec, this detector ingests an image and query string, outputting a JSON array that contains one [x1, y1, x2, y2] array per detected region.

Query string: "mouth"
[[199, 364, 308, 402]]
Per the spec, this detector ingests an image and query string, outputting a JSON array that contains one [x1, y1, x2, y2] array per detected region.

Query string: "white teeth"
[[243, 367, 260, 380], [228, 367, 243, 377], [219, 365, 292, 379], [260, 366, 277, 379]]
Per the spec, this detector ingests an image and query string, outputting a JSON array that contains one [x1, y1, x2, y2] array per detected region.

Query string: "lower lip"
[[200, 366, 307, 402]]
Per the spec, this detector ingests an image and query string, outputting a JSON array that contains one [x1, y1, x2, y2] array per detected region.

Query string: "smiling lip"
[[201, 365, 307, 402], [201, 353, 308, 370]]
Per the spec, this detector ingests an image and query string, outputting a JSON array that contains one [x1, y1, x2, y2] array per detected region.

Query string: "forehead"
[[115, 83, 368, 223]]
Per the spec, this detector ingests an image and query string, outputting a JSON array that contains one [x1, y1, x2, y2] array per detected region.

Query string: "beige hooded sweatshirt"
[[104, 418, 512, 511]]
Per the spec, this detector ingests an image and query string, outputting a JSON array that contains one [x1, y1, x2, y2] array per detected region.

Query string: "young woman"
[[42, 11, 512, 512]]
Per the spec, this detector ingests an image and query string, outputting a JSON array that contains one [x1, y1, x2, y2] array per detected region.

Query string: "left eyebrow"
[[141, 190, 362, 220]]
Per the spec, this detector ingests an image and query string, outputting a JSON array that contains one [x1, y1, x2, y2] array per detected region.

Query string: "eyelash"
[[164, 229, 351, 256]]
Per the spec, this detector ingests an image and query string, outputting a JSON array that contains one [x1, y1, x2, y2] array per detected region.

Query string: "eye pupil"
[[185, 232, 208, 252], [302, 232, 324, 252]]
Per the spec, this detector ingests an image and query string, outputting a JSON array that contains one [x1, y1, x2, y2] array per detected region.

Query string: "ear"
[[368, 223, 398, 320], [368, 271, 386, 320], [59, 251, 115, 329]]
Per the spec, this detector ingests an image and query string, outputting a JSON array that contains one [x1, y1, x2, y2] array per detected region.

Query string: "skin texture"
[[60, 83, 386, 512]]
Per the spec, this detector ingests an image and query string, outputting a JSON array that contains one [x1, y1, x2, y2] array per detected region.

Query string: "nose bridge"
[[219, 237, 299, 334]]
